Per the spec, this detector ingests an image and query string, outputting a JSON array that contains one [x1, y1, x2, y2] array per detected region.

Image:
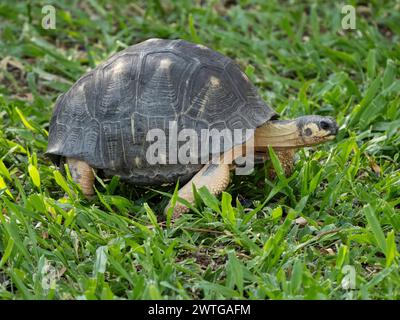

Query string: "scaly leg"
[[268, 148, 296, 179], [166, 162, 231, 218], [66, 158, 95, 197]]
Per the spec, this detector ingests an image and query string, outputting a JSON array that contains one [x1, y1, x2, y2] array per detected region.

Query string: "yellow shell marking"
[[159, 58, 172, 69], [210, 76, 220, 87]]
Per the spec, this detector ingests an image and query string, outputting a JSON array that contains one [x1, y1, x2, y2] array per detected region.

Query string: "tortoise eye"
[[320, 121, 330, 131], [304, 128, 312, 136]]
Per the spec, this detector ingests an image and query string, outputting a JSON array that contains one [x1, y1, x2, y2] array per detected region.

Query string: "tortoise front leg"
[[165, 162, 231, 218], [254, 147, 296, 178], [66, 158, 95, 197], [268, 148, 296, 179]]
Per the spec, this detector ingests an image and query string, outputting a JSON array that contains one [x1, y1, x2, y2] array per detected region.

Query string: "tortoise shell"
[[46, 38, 277, 185]]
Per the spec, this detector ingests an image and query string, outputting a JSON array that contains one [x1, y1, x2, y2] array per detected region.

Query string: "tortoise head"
[[296, 115, 338, 146]]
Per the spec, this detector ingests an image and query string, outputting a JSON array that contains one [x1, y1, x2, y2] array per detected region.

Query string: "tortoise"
[[46, 38, 338, 217]]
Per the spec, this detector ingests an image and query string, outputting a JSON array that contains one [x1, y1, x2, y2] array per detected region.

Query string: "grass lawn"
[[0, 0, 399, 300]]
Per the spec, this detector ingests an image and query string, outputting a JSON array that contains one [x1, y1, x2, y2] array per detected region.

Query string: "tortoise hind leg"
[[165, 162, 230, 218], [66, 158, 95, 197]]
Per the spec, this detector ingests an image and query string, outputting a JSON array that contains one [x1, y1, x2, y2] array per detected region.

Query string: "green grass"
[[0, 0, 399, 300]]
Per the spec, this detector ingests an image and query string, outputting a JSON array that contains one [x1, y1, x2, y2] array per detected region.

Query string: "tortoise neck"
[[254, 120, 303, 148]]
